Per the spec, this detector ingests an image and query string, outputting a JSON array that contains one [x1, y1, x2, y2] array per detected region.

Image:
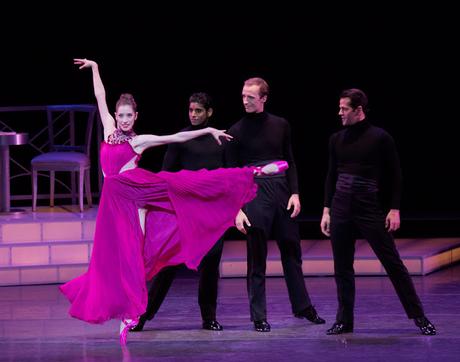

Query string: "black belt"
[[336, 173, 378, 192]]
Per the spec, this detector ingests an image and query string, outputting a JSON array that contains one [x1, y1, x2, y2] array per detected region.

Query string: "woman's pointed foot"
[[129, 315, 147, 332], [254, 161, 289, 176], [120, 318, 139, 345]]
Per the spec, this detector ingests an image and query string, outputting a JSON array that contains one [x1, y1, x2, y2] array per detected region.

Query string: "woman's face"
[[115, 104, 138, 132]]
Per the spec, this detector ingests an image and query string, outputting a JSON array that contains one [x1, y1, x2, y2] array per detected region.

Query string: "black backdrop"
[[1, 7, 458, 219]]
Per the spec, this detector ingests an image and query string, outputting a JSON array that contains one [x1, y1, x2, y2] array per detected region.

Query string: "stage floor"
[[0, 264, 459, 361]]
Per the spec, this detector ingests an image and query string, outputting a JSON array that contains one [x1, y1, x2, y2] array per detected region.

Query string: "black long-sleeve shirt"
[[162, 123, 224, 171], [225, 111, 299, 194], [324, 120, 402, 209]]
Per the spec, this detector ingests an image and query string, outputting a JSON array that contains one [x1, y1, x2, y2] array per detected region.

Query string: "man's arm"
[[324, 134, 338, 208], [383, 133, 403, 210], [283, 121, 299, 194], [224, 125, 240, 167], [320, 135, 337, 237], [382, 133, 402, 231], [282, 121, 301, 217]]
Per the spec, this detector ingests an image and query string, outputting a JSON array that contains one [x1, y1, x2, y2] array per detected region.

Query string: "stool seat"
[[32, 152, 90, 168]]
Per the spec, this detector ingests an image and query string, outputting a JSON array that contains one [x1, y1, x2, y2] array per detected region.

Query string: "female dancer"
[[59, 59, 287, 344]]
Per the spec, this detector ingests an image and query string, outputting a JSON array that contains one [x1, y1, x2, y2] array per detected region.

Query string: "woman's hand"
[[74, 58, 97, 70], [208, 127, 233, 145]]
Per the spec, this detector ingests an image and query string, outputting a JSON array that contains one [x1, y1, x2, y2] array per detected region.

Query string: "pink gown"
[[60, 141, 257, 324]]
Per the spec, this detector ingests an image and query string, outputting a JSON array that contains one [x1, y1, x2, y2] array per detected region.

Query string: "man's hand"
[[385, 209, 400, 232], [320, 207, 331, 237], [235, 209, 251, 234], [287, 194, 301, 218]]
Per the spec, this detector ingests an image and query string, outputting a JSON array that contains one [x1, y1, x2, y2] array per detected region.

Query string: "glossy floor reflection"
[[1, 263, 459, 361]]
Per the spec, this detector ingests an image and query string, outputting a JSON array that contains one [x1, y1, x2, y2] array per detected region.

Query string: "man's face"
[[242, 85, 266, 113], [189, 102, 212, 126], [338, 97, 361, 126]]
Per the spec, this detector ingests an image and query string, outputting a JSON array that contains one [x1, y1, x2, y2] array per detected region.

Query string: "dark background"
[[1, 6, 458, 229]]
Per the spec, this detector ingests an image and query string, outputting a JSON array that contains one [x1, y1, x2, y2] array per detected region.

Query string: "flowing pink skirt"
[[60, 167, 256, 324]]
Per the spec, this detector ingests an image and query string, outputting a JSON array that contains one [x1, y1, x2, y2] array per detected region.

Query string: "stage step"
[[219, 238, 460, 278], [0, 206, 96, 286], [1, 206, 460, 285]]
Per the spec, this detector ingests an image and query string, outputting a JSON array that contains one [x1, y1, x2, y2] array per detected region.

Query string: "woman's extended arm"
[[74, 58, 116, 140], [130, 127, 232, 154]]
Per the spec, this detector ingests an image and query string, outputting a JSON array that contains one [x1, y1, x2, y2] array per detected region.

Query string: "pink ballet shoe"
[[119, 317, 139, 345], [254, 161, 289, 176]]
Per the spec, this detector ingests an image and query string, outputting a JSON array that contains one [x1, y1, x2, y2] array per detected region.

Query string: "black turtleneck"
[[324, 119, 402, 209], [225, 111, 299, 193], [162, 122, 224, 171]]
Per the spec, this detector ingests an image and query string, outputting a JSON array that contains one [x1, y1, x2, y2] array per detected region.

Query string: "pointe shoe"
[[254, 161, 289, 176], [119, 318, 139, 345], [295, 305, 326, 324], [414, 316, 436, 335]]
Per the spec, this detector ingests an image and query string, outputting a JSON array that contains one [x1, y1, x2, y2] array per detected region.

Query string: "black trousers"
[[330, 189, 425, 326], [244, 176, 312, 321], [142, 237, 224, 321]]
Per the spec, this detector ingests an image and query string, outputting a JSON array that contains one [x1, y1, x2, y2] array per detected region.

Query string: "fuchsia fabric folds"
[[60, 142, 256, 324]]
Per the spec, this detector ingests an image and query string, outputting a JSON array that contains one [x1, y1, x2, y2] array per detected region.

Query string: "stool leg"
[[50, 171, 55, 208], [71, 171, 77, 206], [32, 169, 38, 211], [79, 168, 84, 212], [85, 169, 92, 208]]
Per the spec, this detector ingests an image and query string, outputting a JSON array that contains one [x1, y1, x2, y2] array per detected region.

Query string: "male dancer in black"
[[131, 92, 224, 332], [226, 77, 325, 332], [320, 88, 436, 335]]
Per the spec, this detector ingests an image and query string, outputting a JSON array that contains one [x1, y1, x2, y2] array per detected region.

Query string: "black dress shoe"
[[202, 319, 223, 331], [254, 320, 271, 332], [414, 316, 436, 335], [129, 315, 147, 332], [295, 306, 326, 324], [326, 322, 353, 335]]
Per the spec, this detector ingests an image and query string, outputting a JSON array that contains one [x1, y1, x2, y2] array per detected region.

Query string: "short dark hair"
[[340, 88, 368, 112], [189, 92, 213, 110]]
